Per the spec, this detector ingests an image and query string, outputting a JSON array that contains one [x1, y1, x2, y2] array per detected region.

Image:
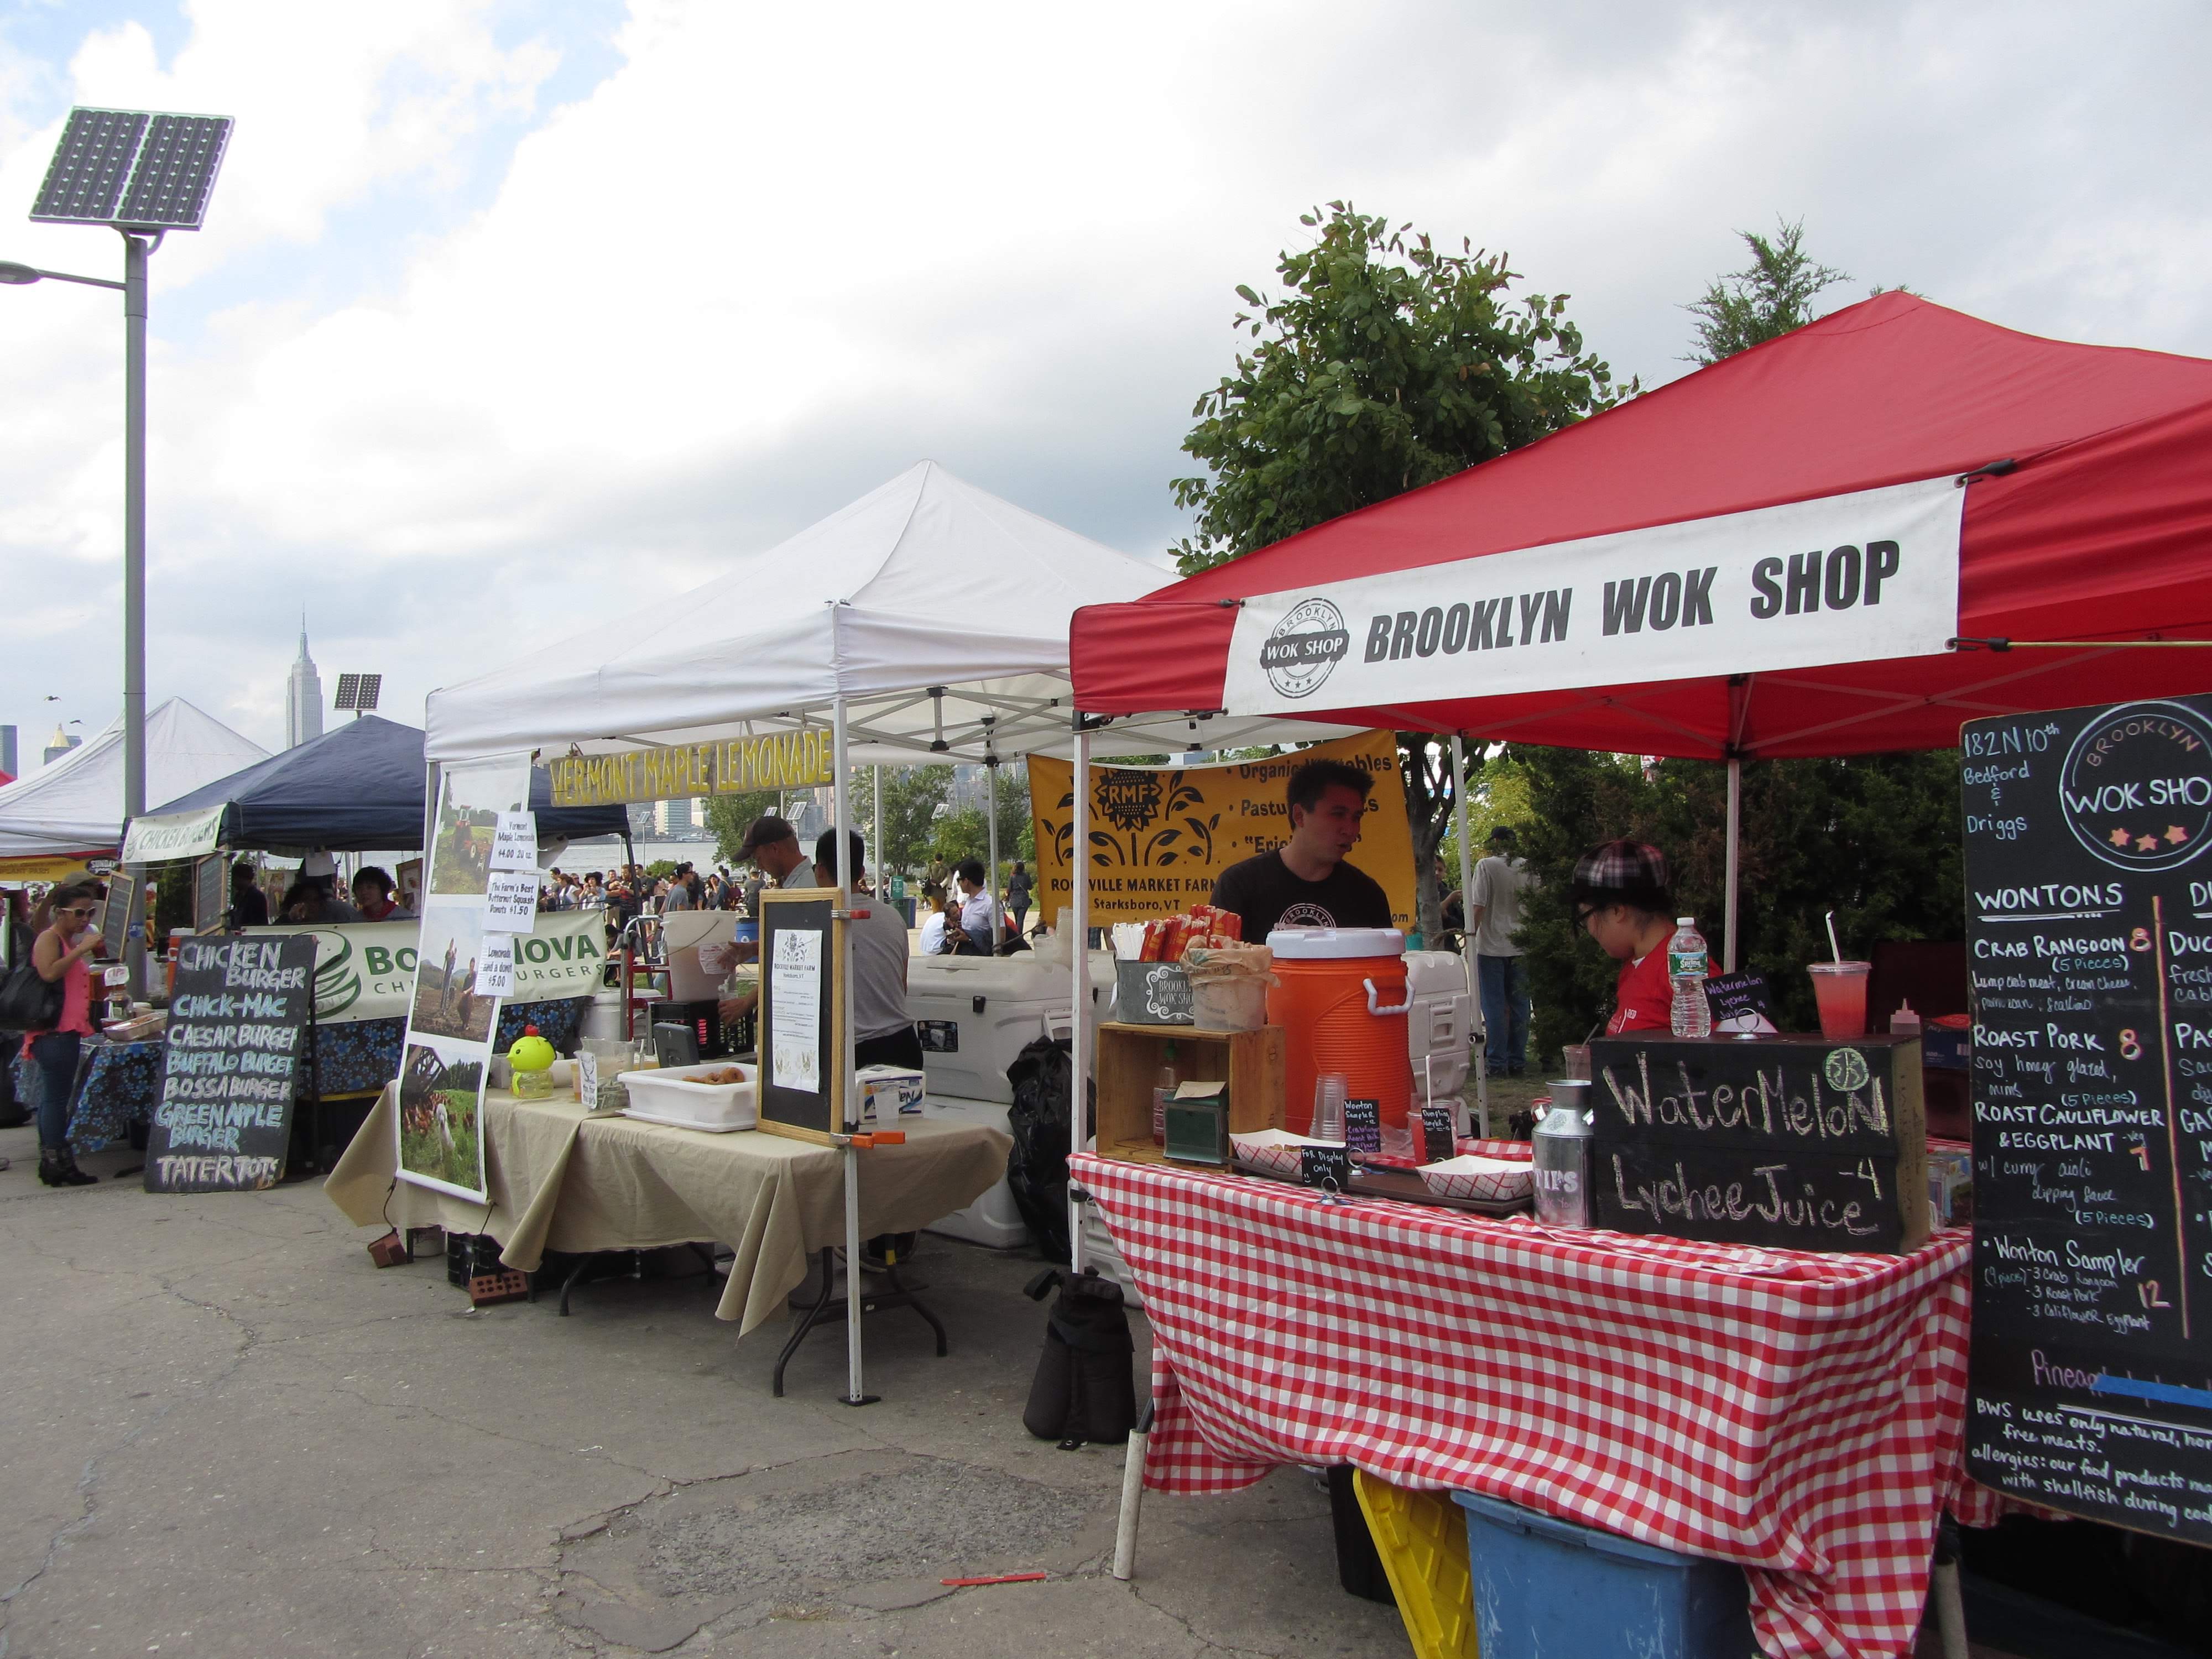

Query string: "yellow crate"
[[1354, 1469, 1479, 1659]]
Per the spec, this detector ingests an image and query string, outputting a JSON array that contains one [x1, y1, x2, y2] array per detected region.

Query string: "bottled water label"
[[1668, 947, 1707, 978]]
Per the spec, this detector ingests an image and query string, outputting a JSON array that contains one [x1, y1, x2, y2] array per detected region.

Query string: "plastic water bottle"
[[1668, 916, 1710, 1037]]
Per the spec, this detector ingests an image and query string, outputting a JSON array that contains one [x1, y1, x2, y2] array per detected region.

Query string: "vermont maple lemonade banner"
[[1219, 476, 1964, 715], [547, 731, 835, 807], [1029, 730, 1417, 930]]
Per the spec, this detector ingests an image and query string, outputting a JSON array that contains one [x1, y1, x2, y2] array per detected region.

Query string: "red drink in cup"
[[1807, 962, 1872, 1039]]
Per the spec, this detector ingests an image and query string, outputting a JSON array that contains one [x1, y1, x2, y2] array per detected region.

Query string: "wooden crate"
[[1094, 1021, 1285, 1164]]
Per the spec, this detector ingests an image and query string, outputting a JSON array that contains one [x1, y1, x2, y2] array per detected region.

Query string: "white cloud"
[[2, 0, 2210, 769]]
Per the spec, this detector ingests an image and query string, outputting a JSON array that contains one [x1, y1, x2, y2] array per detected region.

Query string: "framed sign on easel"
[[191, 853, 227, 932], [757, 888, 847, 1145]]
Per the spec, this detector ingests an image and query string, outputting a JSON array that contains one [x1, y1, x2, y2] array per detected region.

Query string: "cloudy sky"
[[2, 0, 2208, 775]]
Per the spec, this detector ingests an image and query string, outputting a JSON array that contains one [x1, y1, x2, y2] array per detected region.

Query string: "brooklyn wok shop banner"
[[1029, 729, 1417, 930], [1219, 475, 1964, 715], [254, 907, 607, 1024]]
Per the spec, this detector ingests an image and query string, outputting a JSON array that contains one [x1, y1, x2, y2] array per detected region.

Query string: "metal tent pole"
[[1724, 758, 1742, 974], [985, 743, 1001, 950], [833, 698, 868, 1404], [872, 763, 884, 906], [1451, 735, 1483, 1135], [1067, 721, 1091, 1275]]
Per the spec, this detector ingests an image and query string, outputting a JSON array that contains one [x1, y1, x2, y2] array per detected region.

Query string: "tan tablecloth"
[[326, 1089, 1011, 1333]]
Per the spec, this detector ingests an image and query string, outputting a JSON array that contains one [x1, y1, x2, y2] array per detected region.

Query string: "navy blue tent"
[[135, 714, 629, 851]]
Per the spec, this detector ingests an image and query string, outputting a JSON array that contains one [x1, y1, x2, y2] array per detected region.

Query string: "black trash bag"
[[1021, 1266, 1137, 1447], [1005, 1033, 1092, 1263]]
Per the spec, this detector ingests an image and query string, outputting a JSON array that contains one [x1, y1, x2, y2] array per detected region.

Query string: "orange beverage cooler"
[[1266, 928, 1413, 1136]]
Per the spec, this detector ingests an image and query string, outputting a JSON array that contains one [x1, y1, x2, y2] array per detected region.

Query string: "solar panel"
[[28, 107, 233, 231], [116, 114, 232, 229], [333, 673, 383, 713], [30, 108, 147, 224]]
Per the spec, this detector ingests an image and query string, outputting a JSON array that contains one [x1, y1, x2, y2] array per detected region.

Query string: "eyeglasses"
[[60, 905, 96, 917]]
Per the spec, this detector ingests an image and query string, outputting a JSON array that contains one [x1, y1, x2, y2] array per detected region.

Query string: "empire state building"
[[286, 624, 324, 749]]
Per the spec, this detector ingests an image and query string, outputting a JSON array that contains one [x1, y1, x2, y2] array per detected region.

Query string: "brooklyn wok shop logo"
[[2060, 700, 2212, 872], [1259, 597, 1352, 700]]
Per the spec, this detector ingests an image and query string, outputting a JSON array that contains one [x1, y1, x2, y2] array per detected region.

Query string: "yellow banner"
[[547, 731, 835, 807], [0, 852, 115, 882], [1029, 729, 1416, 930]]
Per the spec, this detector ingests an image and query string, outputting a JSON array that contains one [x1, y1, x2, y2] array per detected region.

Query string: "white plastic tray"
[[618, 1063, 758, 1131]]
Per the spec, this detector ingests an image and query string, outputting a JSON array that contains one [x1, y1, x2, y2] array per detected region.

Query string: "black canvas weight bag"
[[1021, 1266, 1138, 1448]]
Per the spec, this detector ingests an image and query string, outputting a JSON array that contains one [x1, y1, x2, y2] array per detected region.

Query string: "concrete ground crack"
[[1128, 1579, 1286, 1659]]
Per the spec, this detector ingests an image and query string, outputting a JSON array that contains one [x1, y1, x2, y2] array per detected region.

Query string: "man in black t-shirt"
[[1210, 759, 1392, 943]]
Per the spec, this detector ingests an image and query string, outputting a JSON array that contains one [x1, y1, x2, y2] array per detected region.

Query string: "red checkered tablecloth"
[[1074, 1152, 1994, 1659]]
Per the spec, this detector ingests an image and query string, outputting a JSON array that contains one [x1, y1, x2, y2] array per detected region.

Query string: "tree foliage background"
[[1172, 204, 1633, 930]]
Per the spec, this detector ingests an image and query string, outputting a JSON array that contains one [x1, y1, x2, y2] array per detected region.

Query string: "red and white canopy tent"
[[1066, 293, 2212, 983]]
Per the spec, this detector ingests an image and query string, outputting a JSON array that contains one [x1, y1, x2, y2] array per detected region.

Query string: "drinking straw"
[[1825, 910, 1843, 963]]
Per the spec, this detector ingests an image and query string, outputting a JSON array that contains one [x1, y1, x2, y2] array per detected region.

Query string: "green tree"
[[1682, 218, 1850, 364], [854, 765, 954, 874], [1171, 204, 1633, 930], [1173, 202, 1631, 573], [926, 804, 987, 869]]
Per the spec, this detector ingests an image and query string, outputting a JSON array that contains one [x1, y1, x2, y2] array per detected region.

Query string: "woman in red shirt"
[[24, 877, 104, 1186], [1569, 841, 1683, 1036]]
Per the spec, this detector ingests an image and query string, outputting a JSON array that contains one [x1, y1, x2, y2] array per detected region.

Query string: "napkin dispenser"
[[1162, 1080, 1230, 1166]]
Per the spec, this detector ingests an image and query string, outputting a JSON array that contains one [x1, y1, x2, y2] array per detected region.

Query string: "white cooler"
[[906, 951, 1115, 1104], [1404, 949, 1478, 1103], [919, 1095, 1031, 1249]]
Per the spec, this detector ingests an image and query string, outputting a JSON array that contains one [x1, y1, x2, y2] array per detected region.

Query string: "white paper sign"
[[1220, 474, 1965, 715], [476, 935, 515, 997], [488, 811, 539, 872], [483, 869, 539, 932], [770, 928, 822, 1093]]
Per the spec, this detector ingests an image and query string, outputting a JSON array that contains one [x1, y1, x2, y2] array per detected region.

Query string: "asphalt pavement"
[[0, 1118, 1402, 1659]]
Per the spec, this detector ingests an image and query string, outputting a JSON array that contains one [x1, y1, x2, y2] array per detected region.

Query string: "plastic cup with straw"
[[1808, 909, 1871, 1039]]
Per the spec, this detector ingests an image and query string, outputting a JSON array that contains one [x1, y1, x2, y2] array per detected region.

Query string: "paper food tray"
[[1417, 1154, 1534, 1203]]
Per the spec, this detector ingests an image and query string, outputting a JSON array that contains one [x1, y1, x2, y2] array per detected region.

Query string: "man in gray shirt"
[[1469, 825, 1533, 1077], [718, 827, 915, 1069]]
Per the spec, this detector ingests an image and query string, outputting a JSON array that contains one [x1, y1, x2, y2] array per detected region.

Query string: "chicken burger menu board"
[[1962, 698, 2212, 1541]]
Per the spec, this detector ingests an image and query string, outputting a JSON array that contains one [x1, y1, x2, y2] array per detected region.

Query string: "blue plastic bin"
[[1452, 1491, 1755, 1658]]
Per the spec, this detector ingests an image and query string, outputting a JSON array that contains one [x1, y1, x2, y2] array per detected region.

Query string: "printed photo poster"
[[396, 753, 531, 1201]]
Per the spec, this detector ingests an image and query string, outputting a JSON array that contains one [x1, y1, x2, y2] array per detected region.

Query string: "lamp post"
[[7, 107, 232, 995], [1, 246, 153, 990]]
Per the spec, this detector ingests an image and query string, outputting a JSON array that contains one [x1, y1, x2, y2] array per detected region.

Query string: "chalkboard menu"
[[145, 933, 316, 1192], [1962, 697, 2212, 1542], [1586, 1034, 1928, 1252], [100, 866, 143, 959]]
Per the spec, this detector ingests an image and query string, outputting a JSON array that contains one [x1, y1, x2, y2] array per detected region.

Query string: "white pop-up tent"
[[0, 698, 268, 873], [426, 460, 1329, 768], [426, 461, 1334, 1401]]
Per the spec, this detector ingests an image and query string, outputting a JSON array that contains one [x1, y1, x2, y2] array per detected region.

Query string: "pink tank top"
[[19, 946, 94, 1055]]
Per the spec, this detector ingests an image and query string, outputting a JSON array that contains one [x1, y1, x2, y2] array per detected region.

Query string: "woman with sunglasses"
[[22, 878, 105, 1186]]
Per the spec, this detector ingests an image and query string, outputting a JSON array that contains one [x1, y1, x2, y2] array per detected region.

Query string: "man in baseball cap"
[[735, 816, 815, 891]]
